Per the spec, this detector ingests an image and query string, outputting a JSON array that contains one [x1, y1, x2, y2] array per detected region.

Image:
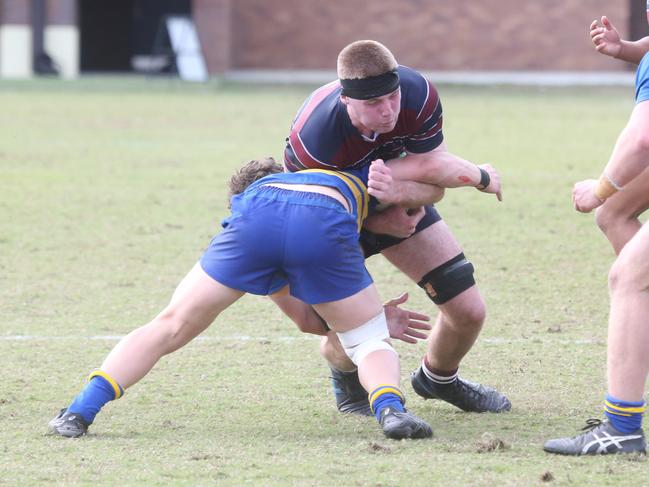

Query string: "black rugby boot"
[[411, 365, 511, 413]]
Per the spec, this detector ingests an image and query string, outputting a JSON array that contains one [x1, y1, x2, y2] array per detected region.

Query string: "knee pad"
[[418, 252, 475, 305], [336, 311, 396, 366]]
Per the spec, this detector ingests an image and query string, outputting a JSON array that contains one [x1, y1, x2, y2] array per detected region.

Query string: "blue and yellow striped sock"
[[369, 385, 405, 421], [604, 394, 645, 433], [67, 370, 124, 424]]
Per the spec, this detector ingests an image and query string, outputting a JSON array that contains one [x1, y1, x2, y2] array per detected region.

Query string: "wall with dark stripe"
[[0, 0, 31, 24], [1, 0, 642, 75], [196, 0, 639, 73]]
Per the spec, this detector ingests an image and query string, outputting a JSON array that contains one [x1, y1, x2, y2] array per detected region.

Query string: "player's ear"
[[340, 95, 349, 105]]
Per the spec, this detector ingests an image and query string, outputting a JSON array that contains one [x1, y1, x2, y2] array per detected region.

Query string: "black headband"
[[339, 69, 400, 100]]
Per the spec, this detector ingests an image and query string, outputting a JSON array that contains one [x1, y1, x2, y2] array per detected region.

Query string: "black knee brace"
[[417, 253, 476, 304]]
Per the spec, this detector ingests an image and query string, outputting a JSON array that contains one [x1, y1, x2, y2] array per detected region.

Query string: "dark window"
[[79, 0, 190, 73], [80, 0, 135, 72]]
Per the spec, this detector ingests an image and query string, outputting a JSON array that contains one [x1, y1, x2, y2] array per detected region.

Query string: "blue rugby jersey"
[[245, 169, 369, 231], [635, 51, 649, 103], [284, 65, 443, 172]]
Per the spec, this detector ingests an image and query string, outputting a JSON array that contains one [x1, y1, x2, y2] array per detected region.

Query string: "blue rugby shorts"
[[200, 185, 373, 304]]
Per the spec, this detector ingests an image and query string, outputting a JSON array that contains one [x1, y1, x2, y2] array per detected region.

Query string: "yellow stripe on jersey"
[[302, 169, 369, 231], [302, 169, 368, 220], [339, 171, 370, 222], [88, 370, 124, 399]]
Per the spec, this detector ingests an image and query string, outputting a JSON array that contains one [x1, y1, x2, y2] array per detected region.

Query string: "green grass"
[[1, 77, 646, 486]]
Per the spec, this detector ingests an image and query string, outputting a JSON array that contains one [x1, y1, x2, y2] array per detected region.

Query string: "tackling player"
[[49, 158, 433, 441]]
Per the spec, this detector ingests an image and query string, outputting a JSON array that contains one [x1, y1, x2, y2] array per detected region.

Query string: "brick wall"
[[0, 1, 76, 26], [46, 0, 76, 26], [193, 0, 231, 73], [196, 0, 635, 73], [0, 0, 30, 24]]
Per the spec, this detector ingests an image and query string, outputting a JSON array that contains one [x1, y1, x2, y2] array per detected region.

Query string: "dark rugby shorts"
[[360, 204, 442, 257]]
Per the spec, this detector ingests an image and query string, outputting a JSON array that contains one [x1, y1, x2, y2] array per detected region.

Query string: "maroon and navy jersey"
[[284, 65, 443, 172]]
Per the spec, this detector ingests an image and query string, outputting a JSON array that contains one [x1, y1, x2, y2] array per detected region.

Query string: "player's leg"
[[315, 285, 397, 388], [284, 199, 430, 439], [320, 332, 354, 370], [382, 219, 484, 368], [321, 332, 375, 415], [49, 263, 245, 438], [544, 222, 649, 455], [380, 217, 510, 413], [313, 285, 431, 440], [317, 207, 441, 416], [268, 288, 369, 413], [595, 167, 649, 254], [320, 331, 373, 415], [271, 286, 414, 416], [607, 221, 649, 404], [102, 263, 244, 387]]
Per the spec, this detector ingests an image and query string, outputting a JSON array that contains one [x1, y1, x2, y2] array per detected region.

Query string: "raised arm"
[[591, 16, 649, 65]]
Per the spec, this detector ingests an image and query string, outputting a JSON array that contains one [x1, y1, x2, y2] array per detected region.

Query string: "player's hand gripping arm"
[[365, 158, 441, 237], [368, 158, 445, 207]]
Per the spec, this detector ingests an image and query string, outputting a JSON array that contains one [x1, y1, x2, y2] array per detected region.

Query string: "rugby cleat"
[[378, 407, 433, 440], [330, 367, 372, 416], [544, 419, 646, 456], [48, 408, 89, 438], [411, 365, 511, 413]]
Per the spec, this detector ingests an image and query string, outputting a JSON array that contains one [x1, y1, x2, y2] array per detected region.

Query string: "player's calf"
[[336, 311, 432, 439]]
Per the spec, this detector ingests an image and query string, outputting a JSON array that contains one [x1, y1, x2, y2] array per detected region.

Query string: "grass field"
[[1, 77, 646, 486]]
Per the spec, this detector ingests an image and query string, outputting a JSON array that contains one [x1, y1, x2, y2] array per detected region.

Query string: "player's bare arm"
[[385, 144, 502, 201], [270, 288, 330, 335], [573, 101, 649, 213], [362, 205, 425, 238], [368, 158, 445, 207]]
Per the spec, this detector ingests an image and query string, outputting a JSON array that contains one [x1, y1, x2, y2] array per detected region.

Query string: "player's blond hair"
[[228, 157, 284, 206], [337, 40, 398, 80]]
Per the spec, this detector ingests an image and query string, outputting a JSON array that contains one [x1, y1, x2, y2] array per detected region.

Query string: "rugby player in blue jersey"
[[285, 40, 510, 416], [49, 158, 433, 440], [544, 12, 649, 455]]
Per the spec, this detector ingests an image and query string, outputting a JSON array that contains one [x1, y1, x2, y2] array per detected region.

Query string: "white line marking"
[[0, 335, 604, 345], [0, 334, 318, 342]]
